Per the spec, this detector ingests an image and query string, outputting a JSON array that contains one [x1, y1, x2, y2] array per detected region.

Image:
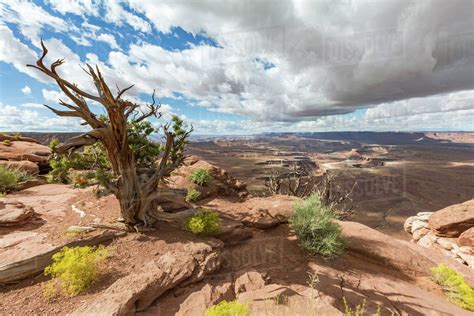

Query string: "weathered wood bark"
[[27, 41, 191, 227]]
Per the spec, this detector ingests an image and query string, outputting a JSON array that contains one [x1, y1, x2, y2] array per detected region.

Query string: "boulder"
[[208, 195, 299, 229], [0, 140, 50, 174], [403, 215, 415, 233], [0, 230, 125, 284], [71, 242, 223, 316], [411, 219, 428, 234], [237, 284, 341, 315], [429, 199, 474, 237], [436, 237, 458, 251], [0, 160, 39, 175], [0, 201, 36, 227], [339, 221, 474, 286], [215, 217, 253, 245], [0, 134, 40, 144], [175, 281, 234, 316], [458, 227, 474, 247], [234, 270, 267, 294], [168, 157, 248, 200], [412, 227, 429, 242]]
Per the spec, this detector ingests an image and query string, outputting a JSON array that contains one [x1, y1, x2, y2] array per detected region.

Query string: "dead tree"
[[314, 170, 357, 219], [264, 165, 356, 219], [27, 41, 192, 228], [264, 163, 318, 198]]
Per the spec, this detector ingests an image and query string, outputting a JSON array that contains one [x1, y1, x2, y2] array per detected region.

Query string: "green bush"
[[289, 193, 345, 259], [205, 300, 249, 316], [0, 165, 32, 193], [44, 245, 110, 296], [185, 210, 220, 236], [2, 139, 12, 146], [431, 263, 474, 310], [189, 168, 211, 186], [186, 188, 201, 202], [0, 165, 19, 193]]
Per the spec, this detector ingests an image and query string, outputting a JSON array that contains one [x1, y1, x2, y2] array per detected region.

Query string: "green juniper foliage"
[[47, 115, 186, 188]]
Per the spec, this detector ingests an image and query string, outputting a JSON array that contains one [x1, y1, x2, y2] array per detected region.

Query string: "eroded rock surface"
[[0, 201, 36, 227], [405, 207, 474, 269], [168, 156, 249, 201], [71, 241, 223, 316], [429, 199, 474, 237], [0, 140, 50, 174]]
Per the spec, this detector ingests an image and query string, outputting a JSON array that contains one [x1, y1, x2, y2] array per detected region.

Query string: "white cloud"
[[126, 0, 474, 121], [1, 0, 473, 134], [21, 85, 31, 95], [0, 24, 42, 79], [96, 33, 119, 50], [103, 1, 151, 33], [0, 0, 68, 45], [19, 103, 43, 109], [46, 0, 100, 17], [0, 102, 86, 132], [42, 89, 67, 103]]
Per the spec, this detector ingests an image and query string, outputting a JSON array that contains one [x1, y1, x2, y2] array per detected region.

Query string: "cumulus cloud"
[[0, 0, 67, 45], [1, 0, 473, 132], [21, 85, 31, 95], [42, 89, 67, 102], [0, 24, 40, 79], [126, 0, 474, 121], [0, 103, 86, 131], [96, 33, 120, 50]]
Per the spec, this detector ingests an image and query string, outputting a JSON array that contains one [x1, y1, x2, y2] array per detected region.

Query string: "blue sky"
[[0, 0, 473, 133]]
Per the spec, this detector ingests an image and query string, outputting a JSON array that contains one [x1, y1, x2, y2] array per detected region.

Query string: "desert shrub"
[[343, 297, 366, 316], [189, 168, 211, 186], [44, 245, 110, 296], [186, 188, 201, 202], [205, 300, 249, 316], [289, 193, 345, 259], [2, 139, 12, 146], [431, 263, 474, 310], [0, 165, 19, 193], [185, 210, 220, 236], [0, 165, 32, 193]]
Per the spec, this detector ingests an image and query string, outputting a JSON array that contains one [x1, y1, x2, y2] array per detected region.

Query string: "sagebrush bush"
[[44, 245, 110, 296], [185, 210, 220, 236], [0, 165, 32, 193], [0, 165, 19, 193], [189, 168, 211, 186], [2, 139, 12, 146], [205, 300, 249, 316], [431, 263, 474, 310], [289, 193, 345, 259], [186, 188, 201, 202]]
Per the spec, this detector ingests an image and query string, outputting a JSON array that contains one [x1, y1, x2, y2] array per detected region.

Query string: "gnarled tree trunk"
[[27, 41, 191, 228]]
